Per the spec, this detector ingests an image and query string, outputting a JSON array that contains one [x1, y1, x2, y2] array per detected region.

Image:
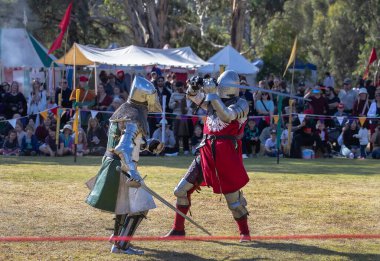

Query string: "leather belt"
[[104, 150, 121, 160]]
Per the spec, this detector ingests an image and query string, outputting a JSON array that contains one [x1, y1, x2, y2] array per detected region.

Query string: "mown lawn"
[[0, 156, 379, 260]]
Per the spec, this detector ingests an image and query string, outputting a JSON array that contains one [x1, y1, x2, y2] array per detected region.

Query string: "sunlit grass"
[[0, 156, 379, 260]]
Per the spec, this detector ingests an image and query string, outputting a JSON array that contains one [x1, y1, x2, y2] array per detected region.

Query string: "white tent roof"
[[56, 43, 211, 68], [198, 45, 259, 75], [0, 28, 56, 67]]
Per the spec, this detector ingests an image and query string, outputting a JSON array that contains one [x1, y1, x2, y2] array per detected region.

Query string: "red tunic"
[[200, 115, 249, 194]]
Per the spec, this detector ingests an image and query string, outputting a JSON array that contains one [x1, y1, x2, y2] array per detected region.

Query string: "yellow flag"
[[283, 36, 297, 77], [273, 115, 279, 124], [39, 110, 48, 120], [358, 117, 366, 126]]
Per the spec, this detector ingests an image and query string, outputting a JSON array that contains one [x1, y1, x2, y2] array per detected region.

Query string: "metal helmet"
[[128, 76, 162, 113], [217, 70, 240, 99], [189, 75, 203, 91]]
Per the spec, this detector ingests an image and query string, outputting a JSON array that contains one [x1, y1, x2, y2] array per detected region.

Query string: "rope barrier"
[[1, 234, 380, 243]]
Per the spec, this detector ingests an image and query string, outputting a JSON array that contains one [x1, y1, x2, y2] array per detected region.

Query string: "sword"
[[116, 166, 212, 236], [222, 83, 310, 101]]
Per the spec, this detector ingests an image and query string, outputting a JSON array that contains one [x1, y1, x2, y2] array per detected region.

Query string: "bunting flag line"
[[90, 110, 98, 119], [8, 119, 17, 128], [273, 115, 279, 124], [40, 110, 48, 120], [358, 116, 367, 126], [298, 113, 306, 123], [283, 36, 297, 77]]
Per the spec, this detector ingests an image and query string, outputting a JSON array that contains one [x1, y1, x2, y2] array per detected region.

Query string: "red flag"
[[363, 48, 377, 80], [48, 2, 73, 54]]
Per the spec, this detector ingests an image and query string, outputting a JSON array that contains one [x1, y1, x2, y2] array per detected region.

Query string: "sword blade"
[[140, 183, 212, 236], [228, 83, 310, 101]]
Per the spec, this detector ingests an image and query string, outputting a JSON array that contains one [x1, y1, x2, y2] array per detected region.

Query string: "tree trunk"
[[124, 0, 167, 48], [231, 0, 246, 51]]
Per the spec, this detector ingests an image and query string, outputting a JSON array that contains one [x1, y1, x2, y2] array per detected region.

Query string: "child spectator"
[[243, 119, 260, 158], [3, 130, 20, 156], [75, 130, 89, 156], [315, 120, 332, 158], [87, 117, 107, 156], [14, 121, 26, 147], [280, 122, 291, 156], [191, 124, 203, 156], [39, 126, 58, 157], [58, 124, 74, 156], [353, 121, 369, 159], [20, 125, 39, 156], [265, 129, 280, 157]]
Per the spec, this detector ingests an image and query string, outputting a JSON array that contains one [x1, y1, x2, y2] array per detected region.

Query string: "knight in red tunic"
[[164, 70, 251, 242]]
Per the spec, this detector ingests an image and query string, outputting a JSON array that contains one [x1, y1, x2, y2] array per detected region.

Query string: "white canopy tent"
[[56, 43, 212, 68], [198, 45, 259, 75]]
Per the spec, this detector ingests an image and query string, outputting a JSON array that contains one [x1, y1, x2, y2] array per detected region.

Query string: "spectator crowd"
[[1, 69, 380, 160]]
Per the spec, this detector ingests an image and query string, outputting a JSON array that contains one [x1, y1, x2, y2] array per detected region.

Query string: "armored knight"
[[86, 76, 164, 255], [165, 70, 251, 242]]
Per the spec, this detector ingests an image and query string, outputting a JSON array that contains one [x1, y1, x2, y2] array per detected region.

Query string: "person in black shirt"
[[55, 78, 72, 108]]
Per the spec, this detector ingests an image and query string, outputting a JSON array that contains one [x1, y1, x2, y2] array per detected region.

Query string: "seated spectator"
[[152, 119, 177, 156], [353, 121, 369, 159], [259, 123, 276, 151], [255, 91, 274, 131], [290, 120, 319, 158], [107, 97, 124, 112], [325, 86, 340, 116], [315, 120, 332, 158], [87, 117, 107, 155], [2, 129, 20, 156], [55, 78, 72, 108], [243, 119, 260, 158], [190, 124, 203, 156], [112, 85, 122, 99], [14, 121, 26, 148], [35, 117, 52, 144], [367, 88, 380, 117], [27, 80, 47, 115], [75, 130, 89, 156], [94, 83, 113, 111], [333, 103, 348, 127], [69, 76, 96, 108], [58, 124, 74, 156], [352, 88, 369, 116], [371, 124, 380, 159], [264, 129, 280, 157], [341, 120, 360, 159], [4, 81, 27, 119], [39, 126, 58, 157], [20, 125, 39, 156], [338, 78, 357, 114]]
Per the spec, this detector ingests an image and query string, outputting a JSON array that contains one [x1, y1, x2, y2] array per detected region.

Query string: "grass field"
[[0, 156, 380, 260]]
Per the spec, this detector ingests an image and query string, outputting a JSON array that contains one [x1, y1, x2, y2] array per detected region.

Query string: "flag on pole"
[[283, 36, 297, 77], [48, 2, 73, 54], [363, 48, 377, 80]]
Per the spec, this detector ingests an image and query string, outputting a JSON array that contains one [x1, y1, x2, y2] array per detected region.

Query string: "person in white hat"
[[58, 124, 73, 156], [353, 88, 369, 116]]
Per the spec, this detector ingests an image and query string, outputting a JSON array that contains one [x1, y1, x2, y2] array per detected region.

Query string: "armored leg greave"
[[113, 211, 147, 250]]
